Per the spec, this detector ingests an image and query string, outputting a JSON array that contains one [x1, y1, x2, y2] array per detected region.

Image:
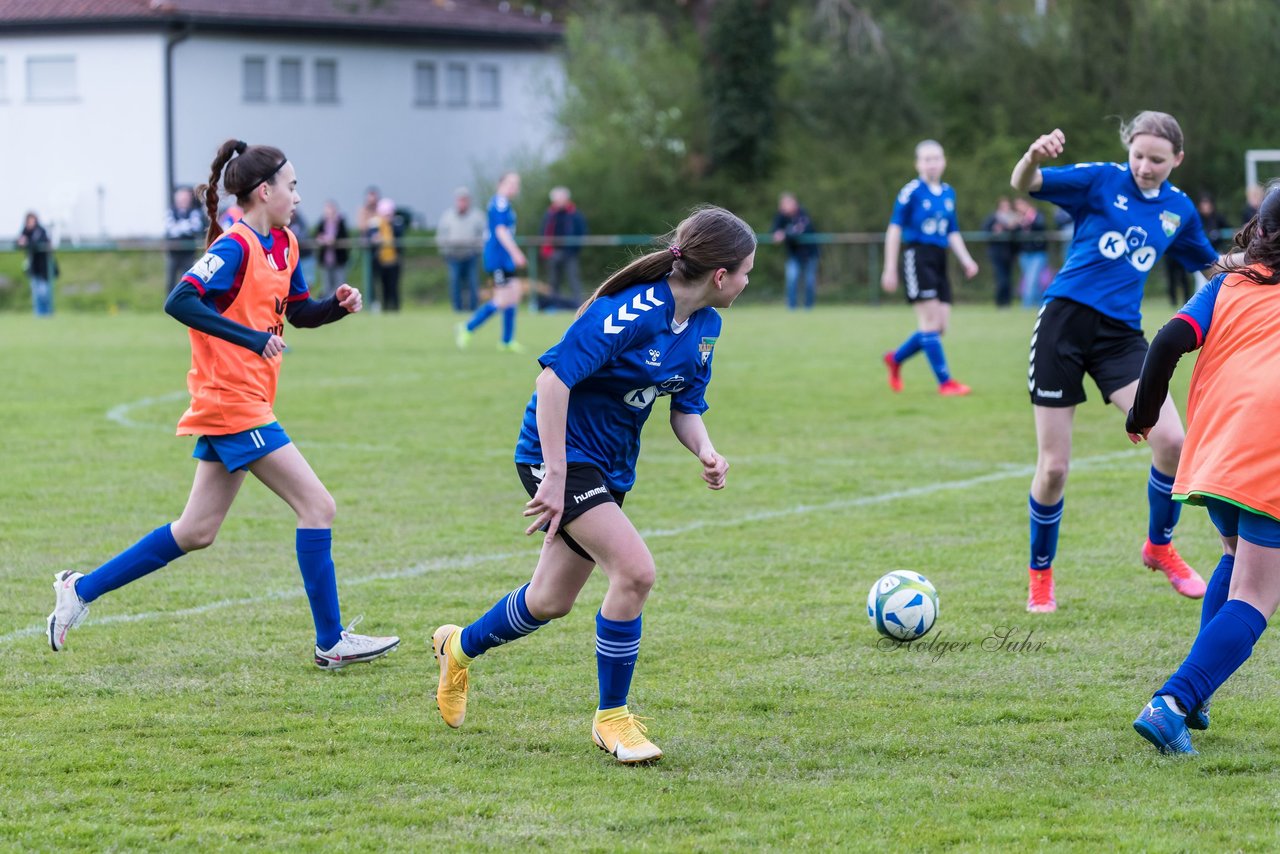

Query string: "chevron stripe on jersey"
[[603, 287, 665, 334]]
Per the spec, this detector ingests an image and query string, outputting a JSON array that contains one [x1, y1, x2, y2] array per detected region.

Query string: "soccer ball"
[[867, 570, 939, 641]]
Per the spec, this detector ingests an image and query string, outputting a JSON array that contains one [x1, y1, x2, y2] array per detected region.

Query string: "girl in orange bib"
[[1126, 185, 1280, 753], [47, 140, 399, 669]]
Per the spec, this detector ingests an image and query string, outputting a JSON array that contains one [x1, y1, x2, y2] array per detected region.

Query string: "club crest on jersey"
[[189, 252, 224, 283], [1159, 210, 1181, 237], [699, 336, 717, 365]]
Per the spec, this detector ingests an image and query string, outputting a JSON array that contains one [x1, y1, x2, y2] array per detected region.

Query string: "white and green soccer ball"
[[867, 570, 939, 641]]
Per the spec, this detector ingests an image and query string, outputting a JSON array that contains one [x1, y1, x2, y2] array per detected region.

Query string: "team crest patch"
[[189, 252, 224, 283], [699, 336, 717, 365], [1159, 210, 1181, 237]]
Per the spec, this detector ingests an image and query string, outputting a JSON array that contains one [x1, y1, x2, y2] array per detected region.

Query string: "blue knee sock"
[[1160, 599, 1267, 713], [596, 611, 642, 710], [1200, 554, 1235, 632], [1028, 495, 1064, 570], [501, 306, 516, 344], [466, 301, 497, 332], [1147, 466, 1180, 546], [75, 524, 186, 603], [893, 331, 923, 364], [296, 529, 343, 650], [459, 583, 549, 659], [920, 332, 951, 383]]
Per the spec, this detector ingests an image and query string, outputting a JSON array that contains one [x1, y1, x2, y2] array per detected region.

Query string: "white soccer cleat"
[[48, 570, 89, 652], [314, 616, 400, 669]]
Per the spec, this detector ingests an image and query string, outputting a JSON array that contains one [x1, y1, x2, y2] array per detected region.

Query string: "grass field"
[[2, 301, 1277, 851]]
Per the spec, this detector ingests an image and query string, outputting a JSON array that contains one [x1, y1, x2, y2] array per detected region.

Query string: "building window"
[[414, 61, 437, 106], [476, 64, 500, 108], [314, 59, 338, 103], [243, 57, 267, 102], [27, 56, 77, 102], [445, 62, 468, 107], [279, 58, 303, 103]]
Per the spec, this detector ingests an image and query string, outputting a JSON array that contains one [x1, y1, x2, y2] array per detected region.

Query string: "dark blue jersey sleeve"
[[540, 297, 652, 388], [1032, 163, 1106, 218], [1174, 272, 1224, 345], [182, 237, 244, 294], [889, 181, 917, 228], [1166, 212, 1220, 273], [164, 281, 270, 353]]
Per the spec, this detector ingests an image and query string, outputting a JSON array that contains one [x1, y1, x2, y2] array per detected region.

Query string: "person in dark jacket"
[[17, 212, 55, 316], [539, 186, 588, 310], [313, 200, 350, 299], [771, 192, 820, 310]]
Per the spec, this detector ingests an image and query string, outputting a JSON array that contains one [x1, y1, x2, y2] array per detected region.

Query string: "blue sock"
[[1160, 599, 1266, 713], [459, 583, 549, 659], [1200, 554, 1235, 632], [596, 611, 642, 710], [1147, 466, 1180, 546], [920, 332, 951, 383], [893, 331, 923, 364], [501, 306, 516, 344], [75, 524, 186, 603], [466, 301, 497, 332], [1028, 495, 1064, 570], [296, 529, 343, 650]]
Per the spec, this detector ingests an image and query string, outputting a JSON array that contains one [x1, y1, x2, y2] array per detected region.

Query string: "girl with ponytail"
[[1127, 183, 1280, 754], [431, 206, 756, 764], [47, 139, 399, 669]]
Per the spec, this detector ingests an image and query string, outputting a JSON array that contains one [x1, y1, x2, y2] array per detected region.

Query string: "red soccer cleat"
[[1142, 540, 1207, 599], [882, 351, 903, 393], [938, 378, 971, 396], [1027, 567, 1057, 613]]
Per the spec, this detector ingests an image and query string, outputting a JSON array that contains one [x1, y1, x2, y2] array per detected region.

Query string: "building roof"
[[0, 0, 563, 43]]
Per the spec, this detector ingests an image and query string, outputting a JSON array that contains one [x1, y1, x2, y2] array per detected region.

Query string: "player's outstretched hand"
[[523, 472, 566, 541], [1027, 129, 1066, 166], [1125, 407, 1151, 444], [261, 334, 286, 359], [335, 284, 363, 313], [962, 259, 980, 279], [700, 450, 728, 490]]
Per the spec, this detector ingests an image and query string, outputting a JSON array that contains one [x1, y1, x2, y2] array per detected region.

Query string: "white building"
[[0, 0, 564, 240]]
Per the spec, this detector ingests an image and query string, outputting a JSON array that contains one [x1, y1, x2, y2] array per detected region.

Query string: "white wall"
[[171, 34, 565, 233], [0, 33, 168, 241]]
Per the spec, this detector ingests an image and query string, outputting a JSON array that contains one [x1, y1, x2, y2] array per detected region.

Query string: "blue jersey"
[[1175, 272, 1226, 341], [514, 279, 721, 493], [890, 179, 959, 248], [1032, 162, 1217, 329], [484, 194, 517, 272]]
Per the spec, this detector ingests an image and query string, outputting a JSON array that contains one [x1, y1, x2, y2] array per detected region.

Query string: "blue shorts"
[[192, 422, 291, 472], [1201, 496, 1280, 548]]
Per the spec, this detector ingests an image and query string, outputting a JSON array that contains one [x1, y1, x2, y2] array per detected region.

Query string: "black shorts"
[[1028, 298, 1148, 407], [491, 268, 517, 286], [516, 462, 626, 561], [902, 244, 951, 304]]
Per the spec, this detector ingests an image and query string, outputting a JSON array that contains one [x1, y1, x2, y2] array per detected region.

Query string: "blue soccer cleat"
[[1133, 695, 1197, 755], [1187, 698, 1211, 731]]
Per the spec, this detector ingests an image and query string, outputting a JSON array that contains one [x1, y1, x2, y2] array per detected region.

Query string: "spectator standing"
[[983, 196, 1019, 307], [17, 212, 55, 316], [367, 198, 405, 312], [770, 192, 820, 310], [436, 187, 486, 312], [313, 201, 350, 299], [1013, 197, 1049, 309], [164, 186, 207, 295], [289, 208, 316, 293], [539, 186, 588, 309]]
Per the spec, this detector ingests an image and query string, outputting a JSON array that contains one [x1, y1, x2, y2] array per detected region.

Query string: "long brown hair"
[[196, 139, 288, 247], [578, 206, 756, 316], [1227, 182, 1280, 286]]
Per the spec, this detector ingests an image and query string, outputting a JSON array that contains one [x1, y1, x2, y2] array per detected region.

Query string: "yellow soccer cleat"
[[432, 624, 470, 728], [591, 710, 663, 764]]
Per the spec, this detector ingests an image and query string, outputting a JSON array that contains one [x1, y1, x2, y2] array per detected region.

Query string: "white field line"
[[0, 447, 1146, 647]]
